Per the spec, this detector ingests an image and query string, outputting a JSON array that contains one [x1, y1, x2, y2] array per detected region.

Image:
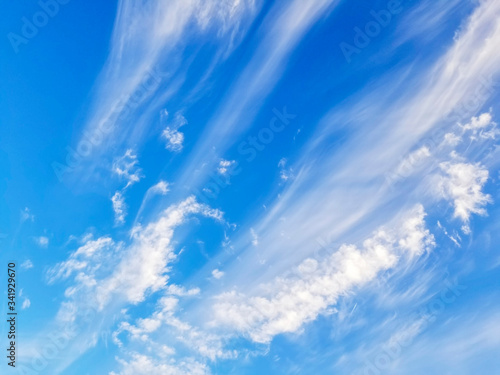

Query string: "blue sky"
[[1, 0, 500, 374]]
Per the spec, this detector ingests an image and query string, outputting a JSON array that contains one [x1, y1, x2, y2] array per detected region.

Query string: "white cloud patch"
[[398, 205, 436, 257], [162, 110, 187, 153], [35, 236, 49, 248], [74, 236, 114, 258], [212, 205, 434, 343], [217, 159, 235, 175], [277, 158, 294, 181], [461, 112, 494, 132], [113, 149, 143, 188], [112, 191, 127, 225], [22, 298, 31, 310], [212, 269, 224, 280], [444, 112, 499, 146], [97, 198, 222, 307], [437, 221, 461, 247], [133, 181, 171, 226], [438, 162, 492, 232], [44, 196, 225, 374], [444, 132, 462, 146], [250, 228, 259, 246], [110, 150, 145, 225]]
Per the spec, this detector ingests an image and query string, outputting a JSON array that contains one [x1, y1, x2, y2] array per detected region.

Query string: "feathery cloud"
[[162, 111, 187, 153], [113, 149, 143, 188], [112, 191, 127, 225], [212, 269, 224, 280], [438, 162, 492, 233], [212, 205, 434, 343]]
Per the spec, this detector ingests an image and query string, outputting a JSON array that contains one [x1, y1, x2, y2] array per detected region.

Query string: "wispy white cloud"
[[47, 237, 115, 284], [33, 197, 225, 374], [49, 197, 223, 314], [110, 353, 210, 375], [217, 159, 235, 176], [167, 284, 200, 297], [150, 180, 169, 195], [74, 236, 114, 258], [69, 0, 258, 185], [20, 207, 34, 223], [250, 228, 259, 247], [111, 149, 144, 225], [133, 180, 171, 227], [437, 220, 461, 247], [460, 112, 499, 141], [394, 0, 464, 48], [212, 269, 224, 280], [21, 259, 34, 270], [113, 149, 143, 188], [212, 206, 434, 344], [441, 112, 498, 149], [162, 110, 187, 153], [112, 191, 127, 226], [113, 292, 235, 362], [97, 197, 223, 307]]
